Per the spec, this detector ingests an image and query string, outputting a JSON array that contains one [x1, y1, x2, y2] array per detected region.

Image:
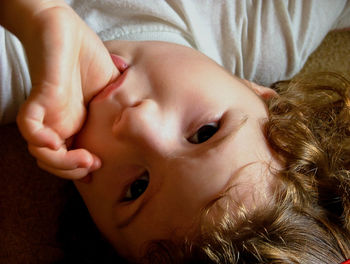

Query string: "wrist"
[[0, 0, 67, 40]]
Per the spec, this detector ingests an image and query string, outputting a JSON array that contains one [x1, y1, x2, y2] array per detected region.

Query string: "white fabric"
[[1, 0, 350, 124], [0, 26, 31, 124], [66, 0, 350, 85]]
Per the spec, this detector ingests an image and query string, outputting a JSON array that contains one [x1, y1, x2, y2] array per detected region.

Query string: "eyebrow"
[[201, 114, 248, 153], [116, 116, 248, 229]]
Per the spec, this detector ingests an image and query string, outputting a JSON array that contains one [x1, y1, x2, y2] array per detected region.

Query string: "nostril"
[[130, 98, 155, 109], [131, 100, 143, 108]]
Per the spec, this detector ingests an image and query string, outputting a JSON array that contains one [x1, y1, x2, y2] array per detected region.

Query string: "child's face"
[[74, 41, 279, 259]]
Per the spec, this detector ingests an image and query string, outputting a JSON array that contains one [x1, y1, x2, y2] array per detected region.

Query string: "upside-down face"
[[74, 40, 280, 260]]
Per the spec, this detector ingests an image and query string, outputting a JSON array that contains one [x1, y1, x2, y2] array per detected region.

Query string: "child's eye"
[[188, 122, 219, 144], [123, 172, 149, 202]]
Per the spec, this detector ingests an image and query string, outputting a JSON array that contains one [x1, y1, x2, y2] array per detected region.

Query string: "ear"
[[242, 80, 278, 100]]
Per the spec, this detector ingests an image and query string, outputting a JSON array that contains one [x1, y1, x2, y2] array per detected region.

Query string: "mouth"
[[92, 54, 129, 102]]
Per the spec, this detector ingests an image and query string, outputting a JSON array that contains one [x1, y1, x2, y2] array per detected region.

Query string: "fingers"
[[37, 160, 93, 181], [28, 144, 101, 180], [17, 101, 61, 150]]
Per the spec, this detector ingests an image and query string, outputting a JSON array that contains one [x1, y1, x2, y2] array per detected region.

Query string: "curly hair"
[[141, 72, 350, 264]]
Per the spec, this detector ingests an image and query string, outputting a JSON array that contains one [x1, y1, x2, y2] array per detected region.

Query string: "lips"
[[111, 54, 129, 72], [92, 54, 129, 102]]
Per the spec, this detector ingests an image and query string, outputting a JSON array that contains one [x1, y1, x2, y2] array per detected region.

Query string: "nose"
[[112, 99, 175, 156]]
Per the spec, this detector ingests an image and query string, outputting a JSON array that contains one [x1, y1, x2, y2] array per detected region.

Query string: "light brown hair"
[[141, 72, 350, 264]]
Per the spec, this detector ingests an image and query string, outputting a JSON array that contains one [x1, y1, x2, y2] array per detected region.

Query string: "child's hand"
[[14, 1, 119, 180]]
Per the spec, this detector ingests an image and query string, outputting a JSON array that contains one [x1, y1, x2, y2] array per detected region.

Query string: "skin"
[[74, 40, 280, 260]]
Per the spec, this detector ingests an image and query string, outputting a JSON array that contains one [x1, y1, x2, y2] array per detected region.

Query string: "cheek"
[[75, 100, 117, 149], [74, 182, 107, 228], [75, 115, 111, 157], [74, 175, 121, 241], [74, 119, 97, 149], [74, 174, 112, 209]]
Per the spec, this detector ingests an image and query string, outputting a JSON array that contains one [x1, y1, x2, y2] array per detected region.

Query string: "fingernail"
[[78, 174, 92, 184], [91, 158, 101, 171], [48, 140, 60, 150]]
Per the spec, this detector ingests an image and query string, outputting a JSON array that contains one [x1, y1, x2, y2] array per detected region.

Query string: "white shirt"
[[1, 0, 350, 123]]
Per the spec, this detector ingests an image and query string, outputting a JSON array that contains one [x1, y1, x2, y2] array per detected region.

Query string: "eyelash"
[[187, 121, 220, 144], [122, 171, 149, 202]]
